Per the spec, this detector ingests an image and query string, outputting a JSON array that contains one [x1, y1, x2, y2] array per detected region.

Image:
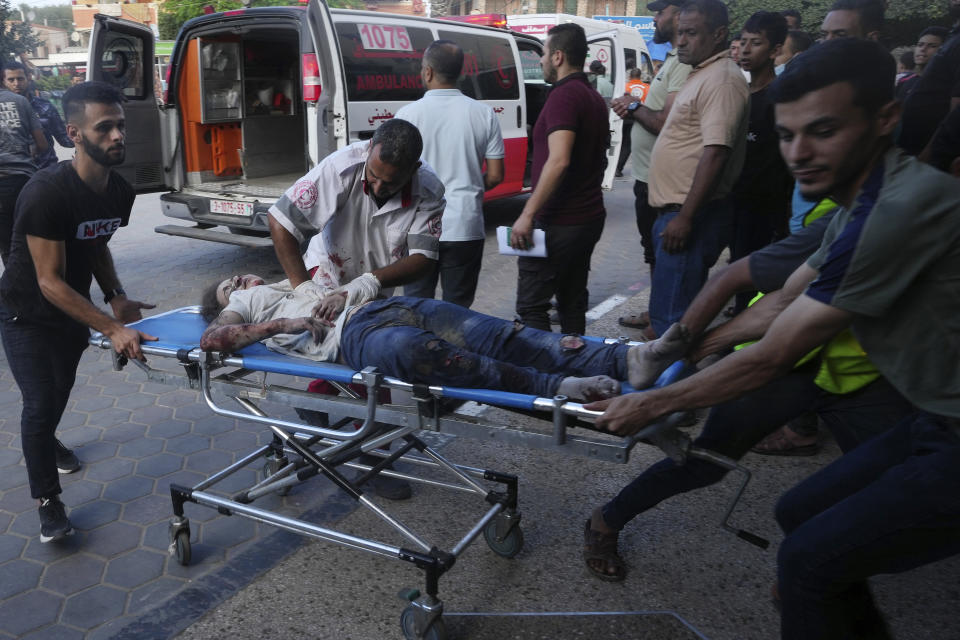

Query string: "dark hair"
[[828, 0, 885, 35], [62, 81, 125, 124], [743, 11, 789, 47], [680, 0, 730, 31], [731, 30, 741, 40], [200, 280, 224, 322], [787, 29, 814, 53], [919, 26, 949, 42], [2, 61, 26, 75], [781, 8, 802, 25], [371, 118, 422, 169], [898, 49, 915, 69], [422, 40, 463, 84], [770, 39, 894, 114], [547, 23, 589, 68]]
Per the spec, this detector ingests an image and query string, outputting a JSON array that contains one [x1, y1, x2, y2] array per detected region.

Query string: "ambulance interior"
[[177, 28, 307, 202]]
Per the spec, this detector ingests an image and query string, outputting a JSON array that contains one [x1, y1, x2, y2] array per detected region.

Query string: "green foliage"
[[20, 3, 74, 31], [726, 0, 954, 46], [159, 0, 364, 40], [34, 72, 72, 92], [0, 0, 40, 62]]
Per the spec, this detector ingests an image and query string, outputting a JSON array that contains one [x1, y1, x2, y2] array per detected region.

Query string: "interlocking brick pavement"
[[0, 175, 653, 638]]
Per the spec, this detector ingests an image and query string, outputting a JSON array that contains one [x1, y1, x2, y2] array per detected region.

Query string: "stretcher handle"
[[197, 358, 383, 442]]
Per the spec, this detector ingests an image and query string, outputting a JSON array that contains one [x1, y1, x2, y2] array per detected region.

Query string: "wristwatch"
[[626, 101, 641, 113], [103, 288, 126, 304]]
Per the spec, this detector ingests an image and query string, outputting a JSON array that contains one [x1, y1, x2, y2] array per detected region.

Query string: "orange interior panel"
[[212, 123, 243, 176], [177, 38, 243, 175]]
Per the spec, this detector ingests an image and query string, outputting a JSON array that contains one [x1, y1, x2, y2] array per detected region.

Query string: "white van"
[[87, 2, 627, 246], [507, 13, 654, 98]]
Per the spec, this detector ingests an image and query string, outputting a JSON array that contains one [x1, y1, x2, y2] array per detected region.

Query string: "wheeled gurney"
[[90, 306, 766, 640]]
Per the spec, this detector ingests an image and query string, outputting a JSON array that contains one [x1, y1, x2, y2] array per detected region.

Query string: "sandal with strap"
[[583, 519, 627, 582], [751, 426, 820, 457]]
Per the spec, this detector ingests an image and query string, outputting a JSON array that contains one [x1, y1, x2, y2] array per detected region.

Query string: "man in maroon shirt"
[[510, 23, 610, 334]]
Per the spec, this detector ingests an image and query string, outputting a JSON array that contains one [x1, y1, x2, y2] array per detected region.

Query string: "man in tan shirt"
[[645, 0, 749, 337]]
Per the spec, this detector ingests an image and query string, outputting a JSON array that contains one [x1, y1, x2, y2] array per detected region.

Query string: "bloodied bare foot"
[[626, 322, 691, 389], [557, 375, 621, 402]]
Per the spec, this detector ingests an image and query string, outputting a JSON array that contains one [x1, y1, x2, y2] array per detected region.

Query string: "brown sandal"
[[751, 426, 820, 456], [583, 519, 627, 582]]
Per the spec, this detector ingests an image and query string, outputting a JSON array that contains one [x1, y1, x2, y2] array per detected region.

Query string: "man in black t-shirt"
[[0, 82, 156, 543], [899, 0, 960, 154], [731, 11, 793, 313]]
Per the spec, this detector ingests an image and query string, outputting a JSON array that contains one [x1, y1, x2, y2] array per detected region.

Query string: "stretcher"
[[90, 306, 766, 640]]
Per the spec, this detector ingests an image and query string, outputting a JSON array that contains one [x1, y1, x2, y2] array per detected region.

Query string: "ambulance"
[[87, 2, 631, 246]]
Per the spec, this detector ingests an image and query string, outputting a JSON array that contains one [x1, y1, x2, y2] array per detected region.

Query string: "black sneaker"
[[39, 496, 73, 543], [55, 439, 81, 474]]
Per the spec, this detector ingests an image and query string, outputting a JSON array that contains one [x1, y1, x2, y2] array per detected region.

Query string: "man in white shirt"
[[396, 40, 504, 308], [268, 118, 446, 321]]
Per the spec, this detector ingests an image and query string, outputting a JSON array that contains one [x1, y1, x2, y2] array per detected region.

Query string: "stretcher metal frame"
[[90, 306, 766, 640]]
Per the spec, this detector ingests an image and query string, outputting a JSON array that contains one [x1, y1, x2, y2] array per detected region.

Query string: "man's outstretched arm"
[[269, 214, 312, 288], [588, 265, 853, 435], [200, 310, 327, 353]]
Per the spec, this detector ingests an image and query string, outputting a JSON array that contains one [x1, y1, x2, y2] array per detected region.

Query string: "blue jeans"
[[0, 306, 88, 499], [601, 366, 912, 532], [649, 199, 732, 336], [340, 297, 629, 397], [775, 411, 960, 640]]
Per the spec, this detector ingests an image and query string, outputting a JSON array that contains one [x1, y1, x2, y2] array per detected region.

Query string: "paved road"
[[0, 172, 957, 640]]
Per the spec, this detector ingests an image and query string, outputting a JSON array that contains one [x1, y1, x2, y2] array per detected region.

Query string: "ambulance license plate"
[[210, 199, 253, 216]]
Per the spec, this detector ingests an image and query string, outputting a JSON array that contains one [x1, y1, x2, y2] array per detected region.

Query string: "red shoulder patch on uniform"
[[292, 180, 319, 210]]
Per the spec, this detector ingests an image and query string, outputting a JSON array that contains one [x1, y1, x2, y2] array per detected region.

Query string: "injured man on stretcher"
[[199, 273, 680, 401]]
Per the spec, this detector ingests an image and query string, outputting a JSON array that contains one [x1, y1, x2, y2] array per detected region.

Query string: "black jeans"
[[730, 197, 782, 313], [633, 180, 657, 272], [776, 412, 960, 639], [616, 120, 633, 174], [516, 218, 604, 335], [601, 367, 913, 531], [0, 174, 31, 265], [403, 239, 485, 308], [0, 307, 88, 499]]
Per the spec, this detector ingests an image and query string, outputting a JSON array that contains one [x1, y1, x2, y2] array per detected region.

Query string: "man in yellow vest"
[[582, 36, 915, 585], [589, 38, 960, 639]]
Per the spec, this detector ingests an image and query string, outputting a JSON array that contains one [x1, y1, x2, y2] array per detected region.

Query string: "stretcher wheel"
[[174, 529, 191, 566], [400, 605, 447, 640], [261, 462, 291, 496], [483, 521, 524, 558]]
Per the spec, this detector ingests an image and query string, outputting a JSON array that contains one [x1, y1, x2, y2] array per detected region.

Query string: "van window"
[[438, 31, 519, 100], [518, 46, 544, 83], [337, 22, 434, 102], [97, 31, 147, 99]]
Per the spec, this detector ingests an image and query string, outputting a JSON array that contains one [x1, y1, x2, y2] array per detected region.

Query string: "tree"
[[159, 0, 365, 40], [726, 0, 953, 47], [0, 0, 40, 63]]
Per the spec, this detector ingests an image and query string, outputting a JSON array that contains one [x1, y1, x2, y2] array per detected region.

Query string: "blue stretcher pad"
[[123, 308, 686, 412]]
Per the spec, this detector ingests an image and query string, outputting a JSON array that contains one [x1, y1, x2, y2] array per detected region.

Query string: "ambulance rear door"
[[306, 0, 350, 162], [587, 30, 625, 190], [88, 15, 171, 192]]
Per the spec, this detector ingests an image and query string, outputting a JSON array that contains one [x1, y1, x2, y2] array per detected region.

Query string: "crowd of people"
[[0, 0, 958, 637]]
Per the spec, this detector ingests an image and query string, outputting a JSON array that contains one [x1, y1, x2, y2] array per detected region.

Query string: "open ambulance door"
[[587, 31, 625, 190], [306, 0, 350, 160], [88, 15, 171, 193]]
